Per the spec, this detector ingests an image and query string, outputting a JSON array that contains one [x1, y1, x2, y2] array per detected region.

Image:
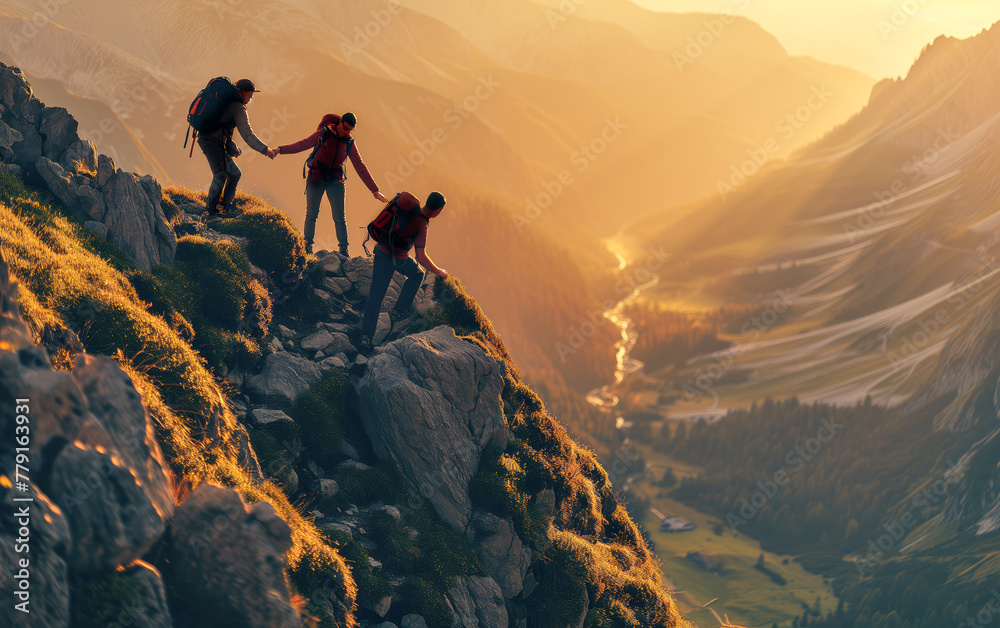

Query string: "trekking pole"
[[361, 226, 373, 257]]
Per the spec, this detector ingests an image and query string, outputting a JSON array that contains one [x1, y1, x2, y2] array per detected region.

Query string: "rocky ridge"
[[0, 62, 685, 628], [0, 228, 552, 627], [0, 63, 175, 271]]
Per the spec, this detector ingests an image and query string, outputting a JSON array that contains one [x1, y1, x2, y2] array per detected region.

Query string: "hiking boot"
[[388, 308, 413, 339], [358, 335, 373, 355], [339, 247, 349, 258], [222, 203, 243, 217], [305, 243, 313, 255], [389, 308, 411, 324]]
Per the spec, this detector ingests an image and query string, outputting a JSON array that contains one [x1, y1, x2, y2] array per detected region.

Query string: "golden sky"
[[633, 0, 1000, 78]]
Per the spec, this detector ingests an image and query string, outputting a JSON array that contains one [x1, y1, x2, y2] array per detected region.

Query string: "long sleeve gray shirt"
[[204, 101, 268, 155]]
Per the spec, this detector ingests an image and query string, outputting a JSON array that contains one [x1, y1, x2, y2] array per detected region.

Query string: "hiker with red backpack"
[[185, 77, 274, 216], [271, 112, 387, 256], [359, 191, 448, 352]]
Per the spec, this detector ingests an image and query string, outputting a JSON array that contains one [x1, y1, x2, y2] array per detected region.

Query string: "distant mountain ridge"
[[624, 20, 1000, 536]]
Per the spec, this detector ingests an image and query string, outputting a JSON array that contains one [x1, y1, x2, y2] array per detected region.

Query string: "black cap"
[[235, 78, 260, 93]]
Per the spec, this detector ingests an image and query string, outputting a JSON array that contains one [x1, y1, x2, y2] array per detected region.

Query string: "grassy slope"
[[0, 169, 695, 627]]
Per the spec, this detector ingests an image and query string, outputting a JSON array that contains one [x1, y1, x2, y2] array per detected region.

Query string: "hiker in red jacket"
[[271, 112, 387, 256], [359, 191, 448, 352]]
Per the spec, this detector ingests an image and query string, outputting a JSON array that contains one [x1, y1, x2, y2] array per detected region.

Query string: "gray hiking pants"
[[199, 137, 240, 211], [304, 178, 347, 253], [361, 249, 425, 340]]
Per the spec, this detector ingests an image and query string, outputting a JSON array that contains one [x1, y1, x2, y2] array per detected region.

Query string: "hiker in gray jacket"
[[198, 78, 274, 216]]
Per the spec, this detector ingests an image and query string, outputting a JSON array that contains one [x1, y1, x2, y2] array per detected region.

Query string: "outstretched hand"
[[374, 191, 388, 203], [266, 148, 278, 159]]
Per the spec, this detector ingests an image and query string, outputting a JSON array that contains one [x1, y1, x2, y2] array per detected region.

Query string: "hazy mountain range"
[[623, 21, 1000, 536]]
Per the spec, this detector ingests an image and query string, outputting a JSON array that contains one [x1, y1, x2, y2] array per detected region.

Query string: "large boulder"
[[356, 326, 509, 532], [34, 157, 106, 221], [108, 561, 173, 628], [447, 576, 508, 628], [471, 512, 531, 599], [101, 170, 176, 271], [15, 357, 171, 495], [7, 353, 175, 575], [70, 354, 175, 518], [38, 106, 79, 160], [0, 118, 23, 161], [48, 442, 166, 573], [246, 351, 322, 403], [301, 329, 355, 356], [7, 116, 42, 172], [0, 482, 71, 628], [58, 139, 98, 175], [167, 484, 300, 628], [0, 64, 42, 124]]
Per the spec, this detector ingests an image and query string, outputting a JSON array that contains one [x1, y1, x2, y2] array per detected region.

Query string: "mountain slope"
[[0, 63, 694, 628], [626, 22, 1000, 423]]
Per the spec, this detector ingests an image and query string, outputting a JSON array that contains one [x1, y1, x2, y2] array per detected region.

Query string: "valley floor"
[[628, 446, 839, 628]]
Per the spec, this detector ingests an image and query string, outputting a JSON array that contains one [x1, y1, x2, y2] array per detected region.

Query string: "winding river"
[[585, 239, 662, 426]]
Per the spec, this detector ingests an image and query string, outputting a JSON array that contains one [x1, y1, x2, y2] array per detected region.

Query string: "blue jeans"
[[362, 249, 425, 339], [304, 179, 346, 252]]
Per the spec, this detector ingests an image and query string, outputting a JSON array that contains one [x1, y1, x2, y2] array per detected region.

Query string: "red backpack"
[[363, 192, 426, 257], [303, 113, 355, 181]]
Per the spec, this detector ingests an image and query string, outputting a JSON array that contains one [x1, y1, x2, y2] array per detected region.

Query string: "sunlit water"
[[585, 240, 661, 422]]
